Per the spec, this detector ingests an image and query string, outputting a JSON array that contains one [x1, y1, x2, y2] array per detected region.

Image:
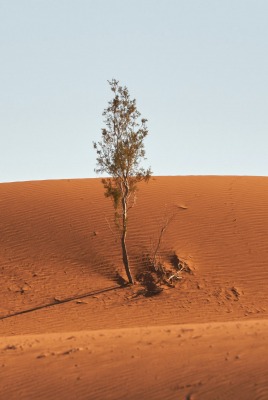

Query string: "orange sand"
[[1, 176, 268, 399]]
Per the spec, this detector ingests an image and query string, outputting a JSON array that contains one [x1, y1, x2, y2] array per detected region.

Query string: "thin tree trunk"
[[121, 195, 134, 284]]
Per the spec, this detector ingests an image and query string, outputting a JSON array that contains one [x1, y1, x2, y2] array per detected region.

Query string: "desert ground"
[[1, 176, 268, 399]]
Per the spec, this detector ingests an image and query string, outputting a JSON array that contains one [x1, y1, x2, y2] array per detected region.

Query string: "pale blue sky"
[[1, 0, 268, 183]]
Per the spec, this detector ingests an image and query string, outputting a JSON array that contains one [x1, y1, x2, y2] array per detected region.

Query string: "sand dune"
[[1, 176, 268, 399], [1, 320, 268, 400]]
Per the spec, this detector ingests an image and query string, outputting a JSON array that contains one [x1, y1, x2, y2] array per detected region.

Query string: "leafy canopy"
[[93, 79, 151, 209]]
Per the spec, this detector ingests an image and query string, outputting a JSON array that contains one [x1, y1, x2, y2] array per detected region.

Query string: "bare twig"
[[152, 208, 176, 266], [105, 216, 119, 240]]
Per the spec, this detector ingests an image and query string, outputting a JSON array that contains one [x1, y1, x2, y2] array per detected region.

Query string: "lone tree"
[[93, 79, 151, 284]]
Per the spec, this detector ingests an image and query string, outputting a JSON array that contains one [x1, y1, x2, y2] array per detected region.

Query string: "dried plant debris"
[[136, 252, 193, 296]]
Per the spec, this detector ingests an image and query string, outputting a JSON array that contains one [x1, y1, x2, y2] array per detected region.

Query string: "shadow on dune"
[[0, 284, 128, 321]]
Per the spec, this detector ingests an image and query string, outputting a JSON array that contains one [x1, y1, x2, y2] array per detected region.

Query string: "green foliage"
[[93, 79, 152, 211]]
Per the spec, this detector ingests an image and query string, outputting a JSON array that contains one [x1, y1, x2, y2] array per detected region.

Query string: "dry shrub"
[[136, 252, 192, 296]]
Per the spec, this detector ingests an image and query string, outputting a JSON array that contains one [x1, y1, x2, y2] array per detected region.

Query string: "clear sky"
[[1, 0, 268, 183]]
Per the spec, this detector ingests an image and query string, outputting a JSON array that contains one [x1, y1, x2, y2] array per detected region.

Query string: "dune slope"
[[1, 176, 268, 399], [1, 320, 268, 400]]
